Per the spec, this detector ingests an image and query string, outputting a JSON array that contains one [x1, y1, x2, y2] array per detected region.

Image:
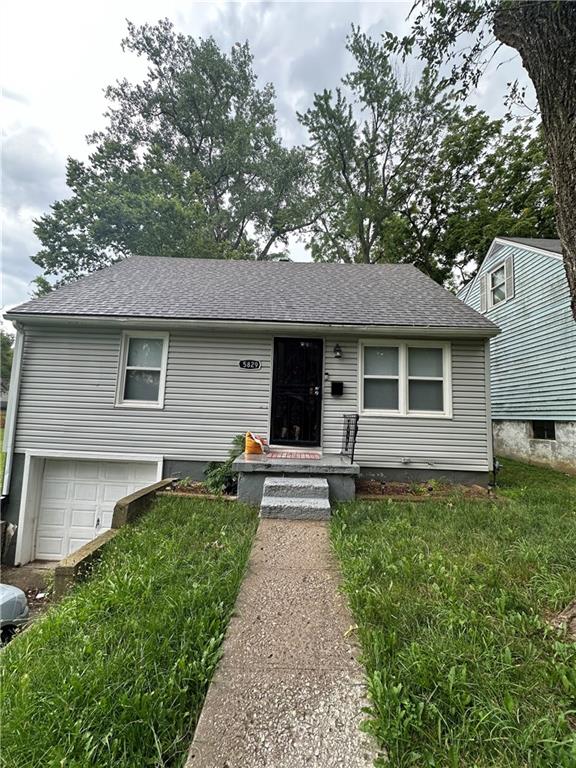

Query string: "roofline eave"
[[6, 313, 500, 338]]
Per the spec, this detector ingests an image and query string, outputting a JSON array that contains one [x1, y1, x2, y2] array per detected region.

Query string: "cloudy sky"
[[1, 0, 532, 320]]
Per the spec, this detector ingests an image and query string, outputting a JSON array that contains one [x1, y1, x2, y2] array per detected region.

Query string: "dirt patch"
[[548, 599, 576, 641], [356, 478, 495, 501], [172, 480, 213, 495], [160, 480, 237, 500]]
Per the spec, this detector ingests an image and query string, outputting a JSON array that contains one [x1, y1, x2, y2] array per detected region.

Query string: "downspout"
[[484, 339, 498, 486], [2, 325, 25, 497]]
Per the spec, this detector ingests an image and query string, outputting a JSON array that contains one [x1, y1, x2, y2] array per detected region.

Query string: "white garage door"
[[34, 459, 158, 560]]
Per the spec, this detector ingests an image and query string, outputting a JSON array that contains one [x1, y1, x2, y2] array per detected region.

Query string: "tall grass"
[[332, 459, 576, 767], [1, 497, 257, 768]]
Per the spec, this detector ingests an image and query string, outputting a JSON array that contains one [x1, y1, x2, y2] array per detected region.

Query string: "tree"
[[299, 28, 554, 284], [390, 1, 576, 318], [33, 20, 319, 284], [1, 331, 14, 392]]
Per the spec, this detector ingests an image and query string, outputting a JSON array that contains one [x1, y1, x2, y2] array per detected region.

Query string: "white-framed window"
[[480, 256, 514, 312], [359, 340, 452, 418], [490, 264, 506, 306], [116, 331, 169, 408]]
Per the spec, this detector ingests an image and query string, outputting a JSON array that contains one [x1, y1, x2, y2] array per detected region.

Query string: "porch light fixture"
[[333, 344, 342, 358]]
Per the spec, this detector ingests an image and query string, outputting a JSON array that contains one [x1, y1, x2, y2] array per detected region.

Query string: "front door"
[[270, 338, 323, 446]]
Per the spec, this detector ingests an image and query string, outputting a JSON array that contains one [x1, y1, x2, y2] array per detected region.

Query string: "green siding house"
[[459, 237, 575, 472]]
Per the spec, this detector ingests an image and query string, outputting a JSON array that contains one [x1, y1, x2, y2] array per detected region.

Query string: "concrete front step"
[[262, 477, 329, 499], [260, 497, 331, 520]]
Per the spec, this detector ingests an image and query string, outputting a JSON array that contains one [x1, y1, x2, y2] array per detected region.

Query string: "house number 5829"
[[239, 360, 261, 369]]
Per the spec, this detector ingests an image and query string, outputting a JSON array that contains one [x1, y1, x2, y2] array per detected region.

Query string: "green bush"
[[204, 433, 246, 494], [0, 497, 257, 768]]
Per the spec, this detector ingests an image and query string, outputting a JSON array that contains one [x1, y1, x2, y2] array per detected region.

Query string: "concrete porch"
[[232, 453, 359, 505]]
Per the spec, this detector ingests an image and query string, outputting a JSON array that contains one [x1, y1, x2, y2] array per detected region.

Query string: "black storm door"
[[270, 338, 323, 446]]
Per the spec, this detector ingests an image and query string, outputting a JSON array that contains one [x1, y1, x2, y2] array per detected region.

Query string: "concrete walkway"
[[186, 519, 377, 768]]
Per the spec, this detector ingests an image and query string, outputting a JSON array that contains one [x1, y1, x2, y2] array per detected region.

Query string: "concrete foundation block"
[[238, 472, 355, 505], [262, 477, 329, 499], [260, 497, 331, 520]]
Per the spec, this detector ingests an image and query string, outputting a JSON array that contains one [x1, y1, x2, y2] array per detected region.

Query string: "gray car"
[[0, 583, 29, 645]]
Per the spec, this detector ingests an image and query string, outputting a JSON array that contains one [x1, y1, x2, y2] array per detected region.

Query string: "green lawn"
[[0, 496, 258, 768], [332, 459, 576, 767]]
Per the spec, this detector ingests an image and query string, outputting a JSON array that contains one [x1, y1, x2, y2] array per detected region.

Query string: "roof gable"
[[460, 237, 563, 303]]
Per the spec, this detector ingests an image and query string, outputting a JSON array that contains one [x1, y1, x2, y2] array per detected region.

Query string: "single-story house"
[[2, 256, 498, 564], [458, 237, 575, 472]]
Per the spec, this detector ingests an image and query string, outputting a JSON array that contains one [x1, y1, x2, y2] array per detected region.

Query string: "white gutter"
[[2, 327, 24, 496], [5, 314, 501, 338]]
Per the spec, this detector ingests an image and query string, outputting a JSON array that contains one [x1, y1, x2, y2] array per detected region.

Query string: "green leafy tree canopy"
[[1, 331, 14, 392], [33, 20, 320, 285], [299, 27, 554, 285], [387, 0, 576, 315]]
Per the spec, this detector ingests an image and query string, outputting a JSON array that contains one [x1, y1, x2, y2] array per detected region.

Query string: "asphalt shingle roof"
[[9, 256, 497, 332], [500, 237, 562, 255]]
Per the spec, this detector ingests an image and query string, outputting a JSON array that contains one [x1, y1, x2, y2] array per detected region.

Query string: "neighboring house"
[[3, 257, 498, 565], [458, 237, 576, 472]]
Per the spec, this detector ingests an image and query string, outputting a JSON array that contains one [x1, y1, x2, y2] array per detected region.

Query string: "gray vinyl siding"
[[323, 337, 489, 471], [464, 243, 576, 420], [14, 326, 490, 471]]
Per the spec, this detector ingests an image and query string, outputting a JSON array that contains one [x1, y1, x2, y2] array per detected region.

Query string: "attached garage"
[[18, 457, 161, 561]]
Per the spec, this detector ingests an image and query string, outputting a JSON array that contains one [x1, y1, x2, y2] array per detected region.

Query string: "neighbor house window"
[[490, 264, 506, 306], [360, 341, 451, 417], [532, 421, 556, 440], [480, 256, 515, 312], [116, 332, 169, 407]]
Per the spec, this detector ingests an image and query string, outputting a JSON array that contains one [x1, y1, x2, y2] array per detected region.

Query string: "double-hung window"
[[490, 264, 506, 306], [480, 256, 514, 312], [363, 346, 400, 411], [360, 341, 451, 417], [116, 332, 169, 408], [408, 347, 445, 412]]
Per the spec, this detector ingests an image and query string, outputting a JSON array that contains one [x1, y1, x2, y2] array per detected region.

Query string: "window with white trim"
[[360, 341, 451, 417], [480, 256, 515, 312], [363, 346, 399, 411], [490, 264, 506, 306], [116, 332, 169, 407]]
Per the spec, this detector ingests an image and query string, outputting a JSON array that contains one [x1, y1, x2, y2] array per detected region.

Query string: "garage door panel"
[[35, 459, 158, 560], [102, 463, 133, 481], [74, 482, 99, 502], [45, 460, 75, 479], [39, 507, 67, 526], [101, 484, 130, 502], [43, 479, 70, 502], [74, 462, 101, 480], [35, 535, 66, 557], [133, 464, 158, 482], [69, 536, 93, 551], [100, 511, 114, 528], [70, 508, 98, 527]]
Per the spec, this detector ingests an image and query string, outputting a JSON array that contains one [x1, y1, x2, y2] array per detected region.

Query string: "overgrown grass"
[[332, 459, 576, 767], [1, 497, 257, 768]]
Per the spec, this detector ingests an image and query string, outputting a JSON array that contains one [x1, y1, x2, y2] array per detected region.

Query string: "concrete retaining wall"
[[54, 478, 176, 599], [493, 420, 576, 473]]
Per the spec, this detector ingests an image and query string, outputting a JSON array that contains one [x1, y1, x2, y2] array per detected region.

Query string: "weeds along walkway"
[[186, 519, 377, 768]]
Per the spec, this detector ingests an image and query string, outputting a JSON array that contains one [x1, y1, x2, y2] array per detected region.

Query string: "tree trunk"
[[494, 1, 576, 320]]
